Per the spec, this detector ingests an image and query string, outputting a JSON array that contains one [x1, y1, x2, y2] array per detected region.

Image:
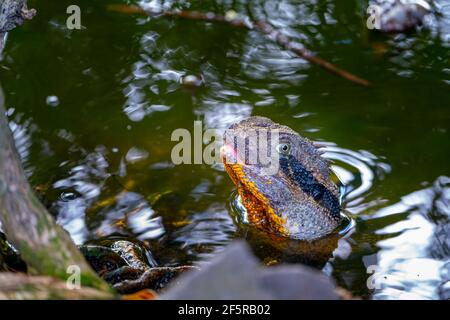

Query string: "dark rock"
[[369, 0, 431, 33], [258, 266, 338, 299], [162, 241, 340, 300], [180, 75, 204, 88]]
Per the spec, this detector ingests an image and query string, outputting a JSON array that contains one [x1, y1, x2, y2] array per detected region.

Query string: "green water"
[[1, 0, 449, 299]]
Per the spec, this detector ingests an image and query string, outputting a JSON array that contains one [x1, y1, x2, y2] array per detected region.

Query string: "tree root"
[[113, 266, 198, 294]]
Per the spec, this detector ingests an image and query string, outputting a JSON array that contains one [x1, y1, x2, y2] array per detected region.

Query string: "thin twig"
[[108, 4, 370, 87]]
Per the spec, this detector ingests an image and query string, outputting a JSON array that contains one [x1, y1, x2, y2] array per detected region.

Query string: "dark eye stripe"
[[279, 155, 341, 221]]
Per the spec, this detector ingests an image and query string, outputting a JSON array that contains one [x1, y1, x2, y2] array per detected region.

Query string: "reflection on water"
[[122, 30, 176, 122], [371, 176, 449, 299], [8, 110, 34, 176], [171, 203, 236, 260], [323, 144, 391, 213], [51, 150, 166, 245], [1, 0, 449, 299], [328, 175, 450, 299]]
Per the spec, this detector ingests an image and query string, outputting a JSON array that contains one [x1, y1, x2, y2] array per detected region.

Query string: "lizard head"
[[221, 116, 342, 240]]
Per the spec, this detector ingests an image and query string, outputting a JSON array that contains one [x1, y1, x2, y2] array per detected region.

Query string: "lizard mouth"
[[220, 144, 288, 236], [219, 143, 243, 186]]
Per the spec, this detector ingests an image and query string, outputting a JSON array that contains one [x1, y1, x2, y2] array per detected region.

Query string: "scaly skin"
[[221, 116, 342, 240]]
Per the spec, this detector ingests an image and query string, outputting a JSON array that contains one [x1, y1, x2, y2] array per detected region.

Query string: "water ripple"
[[372, 176, 450, 299]]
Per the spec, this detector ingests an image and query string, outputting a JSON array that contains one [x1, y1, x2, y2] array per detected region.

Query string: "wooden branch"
[[253, 20, 370, 86], [107, 4, 370, 87], [0, 87, 113, 295]]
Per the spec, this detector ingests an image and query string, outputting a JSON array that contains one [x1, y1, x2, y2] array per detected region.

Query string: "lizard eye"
[[276, 143, 291, 155]]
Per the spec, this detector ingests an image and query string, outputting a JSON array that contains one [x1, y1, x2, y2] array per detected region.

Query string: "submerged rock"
[[180, 75, 204, 88], [114, 266, 196, 294], [80, 238, 194, 294], [369, 0, 431, 33]]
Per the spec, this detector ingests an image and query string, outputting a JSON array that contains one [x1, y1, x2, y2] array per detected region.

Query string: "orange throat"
[[222, 157, 288, 237]]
